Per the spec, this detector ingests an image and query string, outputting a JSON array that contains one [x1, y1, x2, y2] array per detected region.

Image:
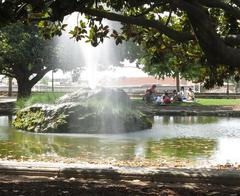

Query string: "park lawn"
[[131, 98, 240, 106], [196, 98, 240, 106]]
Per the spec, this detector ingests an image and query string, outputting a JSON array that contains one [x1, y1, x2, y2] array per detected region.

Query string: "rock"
[[57, 88, 93, 104], [57, 88, 131, 106], [87, 88, 131, 107], [13, 88, 152, 133]]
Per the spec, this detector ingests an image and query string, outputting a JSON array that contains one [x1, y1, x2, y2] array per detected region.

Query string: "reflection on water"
[[161, 116, 218, 125], [0, 115, 240, 167], [145, 138, 215, 159]]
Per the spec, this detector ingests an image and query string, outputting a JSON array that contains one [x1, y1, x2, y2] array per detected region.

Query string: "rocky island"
[[13, 88, 152, 133]]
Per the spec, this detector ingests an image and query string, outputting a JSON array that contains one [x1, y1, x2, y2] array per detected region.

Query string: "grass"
[[196, 99, 240, 106], [16, 92, 65, 109], [131, 98, 240, 106]]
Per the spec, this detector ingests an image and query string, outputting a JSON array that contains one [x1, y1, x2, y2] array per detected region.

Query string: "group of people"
[[143, 84, 195, 104]]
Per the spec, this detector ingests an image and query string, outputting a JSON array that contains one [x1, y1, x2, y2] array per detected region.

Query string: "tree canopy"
[[1, 0, 240, 86], [0, 22, 57, 98]]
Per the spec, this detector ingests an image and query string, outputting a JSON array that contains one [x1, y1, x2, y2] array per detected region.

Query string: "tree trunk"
[[52, 70, 54, 92], [176, 73, 180, 92], [8, 77, 12, 97], [15, 69, 50, 99], [16, 78, 33, 99], [226, 80, 230, 99]]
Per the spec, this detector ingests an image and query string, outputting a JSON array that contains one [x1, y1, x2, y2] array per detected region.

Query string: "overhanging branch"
[[224, 34, 240, 46], [134, 0, 169, 17], [199, 0, 240, 19], [79, 8, 194, 42], [177, 0, 240, 67]]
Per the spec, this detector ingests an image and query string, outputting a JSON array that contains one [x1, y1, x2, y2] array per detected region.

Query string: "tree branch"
[[134, 1, 169, 17], [78, 8, 194, 42], [30, 67, 51, 86], [176, 0, 240, 67], [127, 0, 153, 8], [224, 34, 240, 46], [198, 0, 240, 19], [0, 69, 14, 78]]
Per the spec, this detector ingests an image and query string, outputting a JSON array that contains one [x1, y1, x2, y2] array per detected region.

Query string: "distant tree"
[[118, 25, 207, 88], [133, 30, 208, 86], [119, 15, 224, 88], [0, 22, 57, 98]]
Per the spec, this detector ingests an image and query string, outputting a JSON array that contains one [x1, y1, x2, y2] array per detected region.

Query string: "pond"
[[0, 115, 240, 168]]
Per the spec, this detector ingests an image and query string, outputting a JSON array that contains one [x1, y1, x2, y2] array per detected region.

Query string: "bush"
[[16, 92, 64, 110]]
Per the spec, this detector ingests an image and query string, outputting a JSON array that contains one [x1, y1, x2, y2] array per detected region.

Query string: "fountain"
[[13, 88, 152, 133], [12, 13, 153, 133], [55, 12, 127, 88]]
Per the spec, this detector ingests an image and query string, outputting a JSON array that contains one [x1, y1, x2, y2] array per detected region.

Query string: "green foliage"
[[119, 16, 209, 85], [16, 92, 64, 110], [0, 21, 59, 97], [38, 21, 66, 39], [13, 110, 46, 132], [0, 22, 56, 77], [13, 108, 67, 133]]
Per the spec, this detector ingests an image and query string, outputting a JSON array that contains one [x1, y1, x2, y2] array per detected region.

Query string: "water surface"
[[0, 116, 240, 167]]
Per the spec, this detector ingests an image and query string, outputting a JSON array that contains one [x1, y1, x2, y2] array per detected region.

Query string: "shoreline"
[[0, 160, 239, 195], [133, 102, 240, 117], [0, 160, 238, 183]]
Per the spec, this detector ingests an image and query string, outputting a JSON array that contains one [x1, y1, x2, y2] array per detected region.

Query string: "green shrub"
[[16, 92, 64, 110]]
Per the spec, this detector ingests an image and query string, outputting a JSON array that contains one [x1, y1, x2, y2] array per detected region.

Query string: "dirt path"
[[0, 174, 240, 196]]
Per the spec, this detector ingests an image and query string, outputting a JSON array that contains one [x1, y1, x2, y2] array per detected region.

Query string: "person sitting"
[[143, 84, 157, 103], [179, 86, 187, 101], [162, 92, 171, 104], [171, 90, 182, 102], [186, 88, 195, 101]]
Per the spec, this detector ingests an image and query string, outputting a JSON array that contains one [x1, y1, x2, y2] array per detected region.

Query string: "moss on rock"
[[13, 104, 68, 133]]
